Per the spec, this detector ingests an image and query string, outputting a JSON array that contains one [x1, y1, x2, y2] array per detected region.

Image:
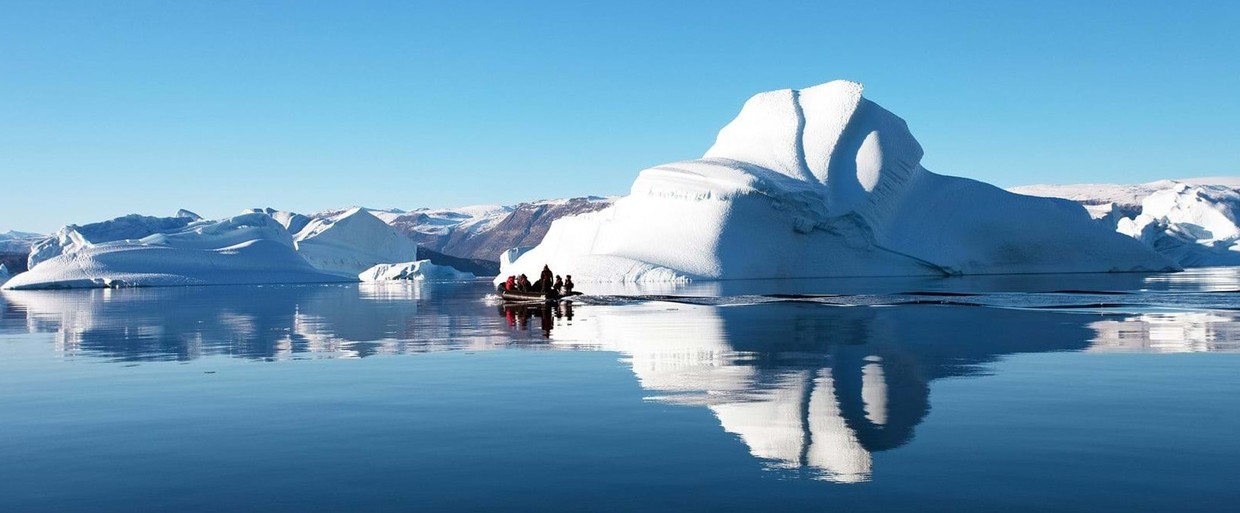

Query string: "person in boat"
[[540, 265, 555, 294], [564, 275, 574, 294], [518, 274, 532, 292], [553, 275, 563, 293], [506, 275, 516, 291]]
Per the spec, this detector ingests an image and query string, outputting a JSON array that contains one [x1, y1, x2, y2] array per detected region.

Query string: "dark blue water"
[[2, 269, 1239, 512]]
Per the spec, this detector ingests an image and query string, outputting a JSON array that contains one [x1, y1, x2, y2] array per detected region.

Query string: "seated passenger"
[[564, 275, 574, 294], [553, 275, 563, 293]]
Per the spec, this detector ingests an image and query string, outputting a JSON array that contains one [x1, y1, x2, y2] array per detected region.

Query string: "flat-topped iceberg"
[[2, 213, 346, 290], [501, 80, 1176, 282]]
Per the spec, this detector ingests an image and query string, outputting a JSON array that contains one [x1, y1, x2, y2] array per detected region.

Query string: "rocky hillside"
[[381, 197, 614, 264]]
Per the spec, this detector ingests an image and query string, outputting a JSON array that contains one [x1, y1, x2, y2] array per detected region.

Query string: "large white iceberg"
[[2, 212, 346, 290], [501, 80, 1175, 282]]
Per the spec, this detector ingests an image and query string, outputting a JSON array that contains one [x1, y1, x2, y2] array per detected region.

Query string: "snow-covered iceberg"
[[502, 80, 1175, 282], [28, 211, 201, 270], [357, 260, 475, 282], [5, 206, 467, 290], [1118, 184, 1239, 266], [1012, 179, 1240, 267], [3, 212, 346, 290], [288, 207, 420, 277]]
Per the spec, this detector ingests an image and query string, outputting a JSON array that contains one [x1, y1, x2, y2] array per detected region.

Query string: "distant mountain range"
[[374, 197, 614, 275]]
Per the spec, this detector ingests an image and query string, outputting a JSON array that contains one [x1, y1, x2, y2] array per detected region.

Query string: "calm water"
[[2, 269, 1239, 512]]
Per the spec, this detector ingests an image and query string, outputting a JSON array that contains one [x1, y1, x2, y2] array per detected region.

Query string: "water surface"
[[2, 269, 1239, 512]]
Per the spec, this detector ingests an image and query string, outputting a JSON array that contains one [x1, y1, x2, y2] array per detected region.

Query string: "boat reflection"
[[498, 301, 575, 338]]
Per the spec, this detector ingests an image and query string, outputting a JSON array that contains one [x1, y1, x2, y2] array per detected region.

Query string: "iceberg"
[[501, 80, 1175, 282], [6, 205, 472, 290], [288, 207, 420, 277], [28, 213, 199, 269], [357, 260, 476, 282], [1013, 179, 1240, 267], [2, 213, 346, 290], [1117, 184, 1240, 266]]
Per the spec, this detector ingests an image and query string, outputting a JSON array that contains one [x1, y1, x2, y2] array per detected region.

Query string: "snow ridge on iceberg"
[[502, 80, 1176, 282]]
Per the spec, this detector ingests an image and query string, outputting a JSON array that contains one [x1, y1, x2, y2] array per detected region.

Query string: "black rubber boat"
[[499, 289, 582, 303]]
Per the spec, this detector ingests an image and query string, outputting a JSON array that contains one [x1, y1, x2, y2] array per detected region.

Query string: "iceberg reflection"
[[2, 282, 1237, 483], [0, 282, 510, 360], [549, 302, 1237, 482], [1088, 310, 1240, 352]]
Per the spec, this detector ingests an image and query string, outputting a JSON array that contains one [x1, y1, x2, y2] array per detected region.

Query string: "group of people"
[[499, 264, 574, 296]]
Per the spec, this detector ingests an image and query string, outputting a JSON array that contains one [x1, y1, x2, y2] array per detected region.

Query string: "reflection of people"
[[540, 305, 553, 337], [564, 302, 574, 321]]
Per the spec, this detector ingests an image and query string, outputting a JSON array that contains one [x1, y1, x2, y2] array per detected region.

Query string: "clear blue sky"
[[2, 0, 1237, 233]]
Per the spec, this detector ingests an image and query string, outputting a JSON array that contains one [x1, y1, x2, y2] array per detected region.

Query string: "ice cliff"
[[502, 80, 1176, 282]]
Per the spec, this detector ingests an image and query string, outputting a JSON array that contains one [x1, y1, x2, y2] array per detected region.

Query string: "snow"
[[357, 260, 475, 282], [1012, 179, 1240, 267], [289, 207, 420, 277], [0, 264, 9, 285], [501, 80, 1175, 282], [2, 213, 346, 290]]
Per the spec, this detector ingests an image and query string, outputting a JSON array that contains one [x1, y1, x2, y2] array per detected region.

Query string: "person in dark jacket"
[[563, 275, 574, 294], [540, 265, 554, 293], [553, 275, 563, 293], [518, 274, 531, 292]]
